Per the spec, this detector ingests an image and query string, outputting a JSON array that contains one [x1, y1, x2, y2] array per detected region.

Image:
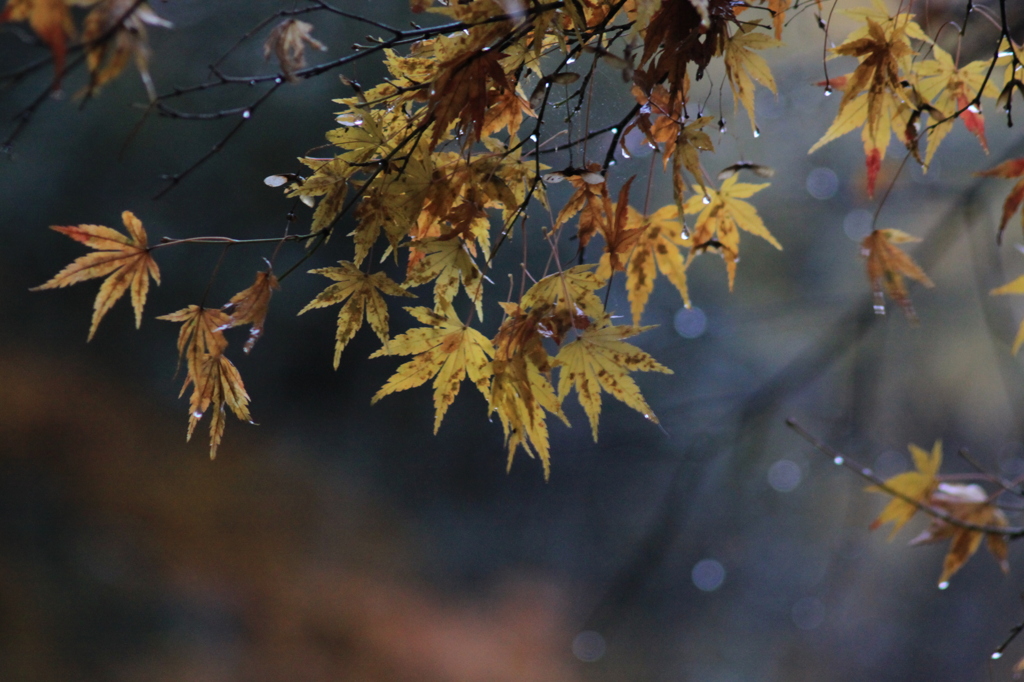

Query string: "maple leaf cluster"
[[20, 0, 1024, 484], [867, 441, 1010, 588]]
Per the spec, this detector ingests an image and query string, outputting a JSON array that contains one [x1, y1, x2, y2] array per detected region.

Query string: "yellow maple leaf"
[[914, 46, 996, 168], [186, 353, 252, 460], [555, 318, 672, 441], [866, 440, 942, 539], [32, 210, 161, 341], [157, 305, 250, 459], [597, 203, 690, 325], [723, 26, 780, 134], [299, 261, 413, 368], [489, 302, 568, 480], [520, 264, 608, 321], [683, 175, 779, 289], [157, 305, 230, 386], [810, 7, 925, 196], [404, 236, 485, 318], [908, 482, 1010, 587], [989, 268, 1024, 354], [371, 300, 494, 434]]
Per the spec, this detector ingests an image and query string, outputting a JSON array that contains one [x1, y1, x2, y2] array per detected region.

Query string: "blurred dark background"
[[4, 1, 1024, 680]]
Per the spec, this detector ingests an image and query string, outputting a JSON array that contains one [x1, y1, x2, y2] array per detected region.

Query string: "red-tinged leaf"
[[0, 0, 75, 86], [958, 95, 988, 152], [865, 147, 882, 199], [976, 160, 1024, 243], [32, 211, 161, 340]]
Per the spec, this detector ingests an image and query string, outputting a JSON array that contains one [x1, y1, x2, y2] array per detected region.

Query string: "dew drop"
[[824, 85, 832, 96], [610, 127, 618, 134], [873, 303, 886, 315], [643, 413, 651, 420], [753, 127, 761, 138], [938, 581, 949, 590], [702, 195, 711, 205], [718, 119, 727, 133], [275, 77, 283, 84], [529, 134, 538, 142], [242, 110, 251, 119], [566, 56, 577, 64], [993, 652, 1004, 660], [249, 79, 256, 86], [833, 456, 844, 465], [608, 159, 616, 166], [193, 411, 204, 419], [621, 147, 631, 159], [680, 225, 690, 240], [861, 468, 873, 476]]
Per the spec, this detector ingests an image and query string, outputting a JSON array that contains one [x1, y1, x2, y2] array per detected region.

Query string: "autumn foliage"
[[11, 0, 1024, 661]]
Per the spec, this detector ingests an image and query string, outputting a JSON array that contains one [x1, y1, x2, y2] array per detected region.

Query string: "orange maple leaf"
[[32, 210, 161, 340], [976, 158, 1024, 244], [600, 178, 645, 272], [186, 353, 252, 459], [860, 229, 934, 320], [553, 163, 612, 248], [158, 305, 230, 382], [0, 0, 75, 86], [222, 267, 280, 354]]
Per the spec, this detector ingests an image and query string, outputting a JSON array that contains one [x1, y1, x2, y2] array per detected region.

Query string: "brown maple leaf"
[[860, 229, 934, 321], [976, 158, 1024, 244], [0, 0, 75, 87], [264, 18, 326, 83], [427, 49, 511, 148], [32, 210, 161, 340], [601, 178, 645, 273], [222, 267, 280, 353], [81, 0, 173, 101], [553, 163, 612, 248], [909, 482, 1009, 587]]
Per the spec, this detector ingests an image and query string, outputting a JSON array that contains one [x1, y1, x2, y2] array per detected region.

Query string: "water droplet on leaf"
[[938, 581, 949, 590], [833, 456, 844, 465], [753, 127, 761, 138]]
